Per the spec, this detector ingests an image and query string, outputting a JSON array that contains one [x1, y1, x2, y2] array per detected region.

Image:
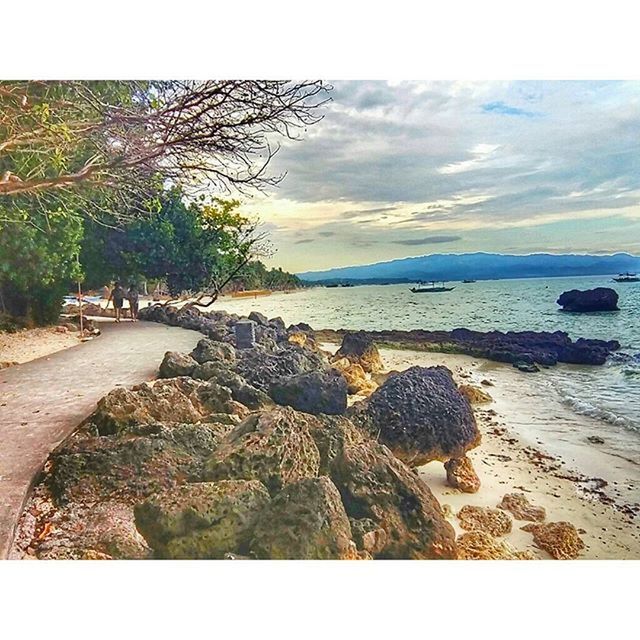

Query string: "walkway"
[[0, 320, 201, 558]]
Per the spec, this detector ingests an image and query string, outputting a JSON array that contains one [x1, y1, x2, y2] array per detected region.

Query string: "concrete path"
[[0, 320, 201, 558]]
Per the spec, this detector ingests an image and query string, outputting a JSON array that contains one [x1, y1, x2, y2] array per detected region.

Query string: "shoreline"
[[322, 340, 640, 558]]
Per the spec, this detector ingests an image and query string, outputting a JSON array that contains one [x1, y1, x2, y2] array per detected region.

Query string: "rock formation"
[[556, 287, 619, 313], [332, 331, 383, 373], [444, 456, 481, 493]]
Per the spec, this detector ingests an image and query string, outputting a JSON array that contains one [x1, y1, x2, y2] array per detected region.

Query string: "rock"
[[588, 435, 605, 445], [287, 331, 308, 348], [269, 369, 348, 415], [557, 287, 619, 313], [348, 366, 480, 466], [332, 331, 383, 373], [190, 338, 236, 365], [47, 421, 232, 505], [158, 351, 197, 378], [248, 311, 269, 326], [250, 477, 360, 559], [457, 505, 512, 536], [444, 456, 481, 493], [90, 378, 235, 435], [234, 343, 328, 393], [304, 416, 456, 559], [349, 518, 388, 555], [456, 531, 536, 560], [513, 361, 540, 373], [497, 492, 546, 522], [0, 361, 18, 369], [480, 379, 494, 387], [521, 521, 585, 559], [204, 407, 321, 494], [459, 384, 492, 404], [332, 358, 377, 396], [135, 480, 270, 559]]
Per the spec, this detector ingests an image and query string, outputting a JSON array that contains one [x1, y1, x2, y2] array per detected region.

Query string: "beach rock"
[[248, 311, 269, 326], [333, 331, 383, 373], [190, 338, 236, 365], [459, 384, 492, 404], [349, 518, 388, 555], [234, 343, 328, 393], [521, 521, 585, 559], [348, 365, 480, 466], [588, 435, 605, 445], [557, 287, 619, 313], [456, 530, 536, 560], [513, 361, 540, 373], [90, 378, 234, 435], [457, 505, 512, 536], [203, 407, 321, 494], [46, 420, 232, 506], [444, 456, 481, 493], [269, 369, 348, 415], [250, 476, 360, 559], [135, 480, 270, 559], [332, 358, 377, 396], [287, 331, 308, 348], [497, 493, 546, 522], [159, 351, 197, 378]]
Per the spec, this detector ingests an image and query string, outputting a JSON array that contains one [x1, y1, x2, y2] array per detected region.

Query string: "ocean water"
[[219, 275, 640, 437]]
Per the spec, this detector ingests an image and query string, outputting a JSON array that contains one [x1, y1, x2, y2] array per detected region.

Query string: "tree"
[[81, 189, 268, 299], [0, 81, 330, 216]]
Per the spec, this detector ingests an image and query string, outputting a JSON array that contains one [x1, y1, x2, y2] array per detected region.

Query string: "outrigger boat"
[[410, 281, 455, 293], [613, 272, 639, 282]]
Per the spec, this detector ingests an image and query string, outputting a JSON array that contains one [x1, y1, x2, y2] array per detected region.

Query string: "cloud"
[[392, 235, 462, 246], [482, 101, 539, 117]]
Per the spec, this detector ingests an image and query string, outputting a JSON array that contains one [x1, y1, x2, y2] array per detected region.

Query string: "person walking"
[[127, 283, 140, 322], [106, 281, 126, 323]]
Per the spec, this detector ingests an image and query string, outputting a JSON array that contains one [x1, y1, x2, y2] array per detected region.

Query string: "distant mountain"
[[298, 252, 640, 283]]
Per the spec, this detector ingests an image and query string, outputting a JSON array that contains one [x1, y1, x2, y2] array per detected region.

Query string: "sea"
[[219, 275, 640, 459]]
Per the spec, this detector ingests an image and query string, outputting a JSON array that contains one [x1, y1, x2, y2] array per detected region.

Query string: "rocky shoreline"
[[314, 327, 620, 369], [12, 303, 615, 560]]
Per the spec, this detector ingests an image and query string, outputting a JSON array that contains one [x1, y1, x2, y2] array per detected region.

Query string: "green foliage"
[[232, 261, 302, 291], [81, 190, 263, 296], [0, 206, 83, 325]]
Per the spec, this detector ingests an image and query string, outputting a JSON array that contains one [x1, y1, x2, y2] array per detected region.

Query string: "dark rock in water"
[[250, 476, 360, 559], [348, 366, 480, 466], [588, 435, 605, 445], [557, 287, 619, 312], [558, 338, 619, 365], [135, 480, 270, 559], [159, 351, 197, 378], [190, 338, 236, 365], [234, 343, 328, 392], [203, 407, 321, 494], [269, 369, 348, 415], [333, 331, 383, 373]]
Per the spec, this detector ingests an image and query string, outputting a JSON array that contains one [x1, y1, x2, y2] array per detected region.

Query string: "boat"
[[462, 279, 476, 284], [230, 289, 272, 298], [410, 281, 455, 293], [613, 272, 639, 282]]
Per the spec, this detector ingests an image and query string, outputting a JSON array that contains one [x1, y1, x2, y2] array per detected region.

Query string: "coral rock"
[[457, 505, 512, 536], [457, 530, 536, 560], [333, 331, 383, 373], [459, 384, 492, 404], [269, 369, 348, 415], [521, 521, 585, 559], [497, 492, 546, 522], [444, 455, 481, 493], [158, 351, 197, 378]]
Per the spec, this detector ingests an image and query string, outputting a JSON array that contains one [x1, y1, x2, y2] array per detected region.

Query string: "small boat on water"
[[613, 272, 639, 282], [410, 281, 455, 293]]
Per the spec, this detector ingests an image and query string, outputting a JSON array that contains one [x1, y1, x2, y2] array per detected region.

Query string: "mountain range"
[[298, 252, 640, 283]]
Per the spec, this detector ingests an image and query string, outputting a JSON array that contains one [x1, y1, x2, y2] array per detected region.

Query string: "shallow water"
[[219, 275, 640, 439]]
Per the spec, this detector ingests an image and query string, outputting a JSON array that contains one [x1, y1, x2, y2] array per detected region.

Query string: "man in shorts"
[[107, 281, 126, 322], [127, 283, 140, 322]]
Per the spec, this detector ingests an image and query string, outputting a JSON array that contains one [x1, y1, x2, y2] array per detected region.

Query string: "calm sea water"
[[219, 275, 640, 437]]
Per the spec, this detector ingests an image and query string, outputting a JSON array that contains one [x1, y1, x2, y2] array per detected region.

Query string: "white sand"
[[324, 342, 640, 559], [0, 327, 80, 367]]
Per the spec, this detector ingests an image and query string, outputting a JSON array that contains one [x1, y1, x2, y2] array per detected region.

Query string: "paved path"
[[0, 320, 201, 558]]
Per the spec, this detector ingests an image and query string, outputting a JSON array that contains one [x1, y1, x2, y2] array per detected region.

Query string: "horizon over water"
[[220, 274, 640, 448]]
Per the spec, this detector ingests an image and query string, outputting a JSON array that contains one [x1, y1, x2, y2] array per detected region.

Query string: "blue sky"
[[243, 81, 640, 272]]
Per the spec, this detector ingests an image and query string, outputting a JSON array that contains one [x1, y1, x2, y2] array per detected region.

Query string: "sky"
[[242, 81, 640, 273]]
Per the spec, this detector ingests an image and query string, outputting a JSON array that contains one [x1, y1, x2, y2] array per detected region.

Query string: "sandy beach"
[[0, 327, 81, 367], [322, 341, 640, 559]]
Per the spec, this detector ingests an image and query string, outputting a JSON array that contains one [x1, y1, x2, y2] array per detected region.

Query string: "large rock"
[[234, 343, 328, 392], [331, 358, 377, 396], [444, 456, 481, 493], [190, 338, 236, 365], [159, 351, 197, 378], [250, 477, 360, 559], [348, 366, 480, 466], [269, 369, 348, 415], [203, 407, 321, 494], [327, 424, 457, 559], [556, 287, 619, 312], [90, 378, 236, 435], [333, 331, 383, 373], [521, 521, 585, 559], [135, 480, 270, 559]]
